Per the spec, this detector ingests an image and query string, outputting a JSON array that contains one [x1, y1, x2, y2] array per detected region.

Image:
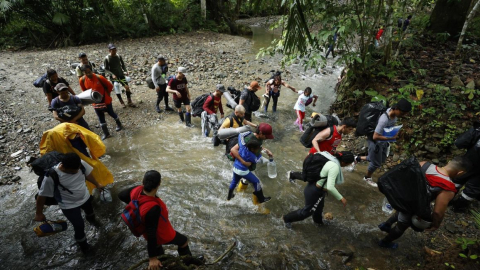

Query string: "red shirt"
[[309, 125, 342, 154], [376, 29, 384, 40], [203, 94, 224, 115], [79, 75, 113, 105], [130, 186, 176, 245], [425, 164, 456, 192], [168, 76, 188, 101]]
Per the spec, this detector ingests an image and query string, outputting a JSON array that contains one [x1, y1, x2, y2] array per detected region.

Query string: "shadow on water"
[[0, 27, 424, 269]]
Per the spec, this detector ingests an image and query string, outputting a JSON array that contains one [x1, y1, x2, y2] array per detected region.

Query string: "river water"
[[0, 27, 423, 269]]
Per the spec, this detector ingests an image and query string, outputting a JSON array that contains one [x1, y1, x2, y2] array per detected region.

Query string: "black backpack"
[[455, 121, 480, 149], [248, 91, 261, 112], [31, 151, 85, 205], [191, 93, 214, 117], [355, 102, 387, 138], [300, 115, 339, 148], [33, 73, 48, 88], [302, 153, 330, 183]]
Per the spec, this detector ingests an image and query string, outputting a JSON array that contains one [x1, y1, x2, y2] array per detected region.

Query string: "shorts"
[[111, 75, 129, 86], [173, 98, 190, 108]]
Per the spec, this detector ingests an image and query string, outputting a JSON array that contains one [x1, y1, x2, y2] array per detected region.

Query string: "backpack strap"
[[421, 162, 432, 174], [47, 168, 73, 195], [325, 126, 335, 141]]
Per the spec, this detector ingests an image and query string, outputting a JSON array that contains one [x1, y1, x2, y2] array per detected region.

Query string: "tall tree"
[[429, 0, 473, 37], [456, 0, 480, 55]]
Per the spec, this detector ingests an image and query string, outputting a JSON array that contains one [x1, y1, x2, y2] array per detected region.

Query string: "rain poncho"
[[39, 123, 113, 193]]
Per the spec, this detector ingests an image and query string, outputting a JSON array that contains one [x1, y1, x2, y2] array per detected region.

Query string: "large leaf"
[[52, 12, 69, 25]]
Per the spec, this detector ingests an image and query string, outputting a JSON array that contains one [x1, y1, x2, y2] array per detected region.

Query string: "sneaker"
[[287, 171, 295, 183], [378, 240, 398, 249], [354, 155, 360, 164], [155, 105, 162, 113], [378, 222, 392, 233], [165, 106, 174, 111], [363, 176, 378, 187]]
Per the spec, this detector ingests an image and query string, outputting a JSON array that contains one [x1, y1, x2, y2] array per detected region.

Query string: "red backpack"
[[121, 195, 167, 237]]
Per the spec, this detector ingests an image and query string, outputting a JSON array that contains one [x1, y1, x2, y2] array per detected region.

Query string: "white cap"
[[177, 67, 187, 74]]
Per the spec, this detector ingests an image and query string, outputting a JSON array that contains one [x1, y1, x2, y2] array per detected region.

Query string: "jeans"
[[230, 171, 262, 192], [95, 104, 118, 124], [283, 182, 325, 224], [61, 196, 94, 242], [264, 90, 280, 112], [156, 84, 169, 106], [201, 111, 219, 137]]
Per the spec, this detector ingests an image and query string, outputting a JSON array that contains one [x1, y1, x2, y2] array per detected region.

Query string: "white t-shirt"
[[294, 91, 313, 112], [39, 160, 93, 209]]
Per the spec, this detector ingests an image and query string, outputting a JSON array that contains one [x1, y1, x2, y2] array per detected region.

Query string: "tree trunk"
[[206, 0, 238, 34], [201, 0, 206, 20], [383, 0, 394, 64], [456, 0, 480, 55], [429, 0, 472, 37]]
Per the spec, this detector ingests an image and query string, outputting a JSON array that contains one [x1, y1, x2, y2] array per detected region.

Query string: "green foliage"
[[435, 32, 451, 43], [456, 237, 476, 250], [471, 209, 480, 229]]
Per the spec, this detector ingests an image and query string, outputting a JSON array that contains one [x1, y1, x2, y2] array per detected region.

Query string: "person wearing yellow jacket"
[[40, 123, 113, 193]]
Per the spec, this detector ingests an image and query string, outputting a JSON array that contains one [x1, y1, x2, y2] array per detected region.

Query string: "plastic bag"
[[378, 156, 431, 220], [355, 102, 387, 137], [383, 125, 403, 142], [455, 121, 480, 149]]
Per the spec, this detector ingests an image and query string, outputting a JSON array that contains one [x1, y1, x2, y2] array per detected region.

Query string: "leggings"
[[156, 84, 169, 106], [283, 182, 325, 224], [382, 212, 411, 243], [230, 171, 261, 192], [95, 104, 118, 124], [296, 110, 306, 125], [157, 231, 191, 256], [61, 196, 94, 242], [264, 90, 280, 112]]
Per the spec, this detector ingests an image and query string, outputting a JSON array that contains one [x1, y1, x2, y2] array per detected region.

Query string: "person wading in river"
[[34, 153, 104, 254], [264, 74, 297, 113], [104, 43, 136, 108], [219, 105, 258, 155], [79, 64, 123, 140], [167, 67, 193, 127], [283, 151, 355, 228], [118, 170, 203, 270], [51, 83, 90, 130], [377, 156, 471, 249], [151, 55, 174, 113], [239, 81, 261, 122], [201, 84, 225, 137], [43, 69, 76, 107], [354, 98, 412, 187]]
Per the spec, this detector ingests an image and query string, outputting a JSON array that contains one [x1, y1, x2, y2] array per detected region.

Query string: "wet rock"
[[451, 75, 464, 88], [466, 81, 475, 90], [392, 154, 400, 162], [14, 166, 21, 171], [261, 255, 285, 270], [10, 150, 23, 158], [324, 212, 334, 220], [11, 175, 20, 182], [445, 223, 457, 234], [425, 145, 441, 154]]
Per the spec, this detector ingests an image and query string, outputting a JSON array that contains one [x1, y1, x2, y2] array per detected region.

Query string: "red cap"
[[258, 123, 274, 139], [250, 81, 261, 90]]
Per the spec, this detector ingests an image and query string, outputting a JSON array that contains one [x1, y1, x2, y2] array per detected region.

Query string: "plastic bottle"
[[114, 81, 122, 94], [267, 158, 277, 179], [100, 189, 113, 203], [382, 197, 393, 214]]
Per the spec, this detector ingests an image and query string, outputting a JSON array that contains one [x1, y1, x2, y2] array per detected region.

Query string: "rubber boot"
[[115, 118, 123, 131], [252, 190, 271, 205], [178, 112, 185, 122], [227, 189, 235, 200], [237, 179, 248, 192], [100, 124, 111, 140], [86, 214, 102, 228], [77, 239, 91, 254], [185, 113, 193, 127]]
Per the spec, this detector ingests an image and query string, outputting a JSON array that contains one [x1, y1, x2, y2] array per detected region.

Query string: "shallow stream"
[[0, 27, 424, 269]]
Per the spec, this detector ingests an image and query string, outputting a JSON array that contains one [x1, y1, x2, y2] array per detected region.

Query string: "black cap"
[[395, 98, 412, 112], [108, 43, 116, 50], [78, 52, 87, 58]]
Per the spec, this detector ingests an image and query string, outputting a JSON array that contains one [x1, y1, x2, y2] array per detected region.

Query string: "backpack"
[[302, 153, 330, 183], [31, 151, 86, 205], [146, 77, 155, 89], [397, 18, 403, 28], [300, 115, 338, 148], [248, 91, 261, 112], [33, 73, 48, 88], [191, 93, 214, 117], [121, 196, 167, 237], [455, 121, 480, 149], [264, 70, 282, 83], [355, 102, 387, 138]]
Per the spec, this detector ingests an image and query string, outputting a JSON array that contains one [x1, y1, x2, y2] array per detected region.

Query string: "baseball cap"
[[54, 83, 69, 92], [177, 67, 187, 74], [216, 84, 226, 93], [258, 123, 274, 139], [395, 98, 412, 112], [250, 81, 261, 90], [157, 55, 165, 61], [78, 52, 87, 58], [108, 43, 116, 50]]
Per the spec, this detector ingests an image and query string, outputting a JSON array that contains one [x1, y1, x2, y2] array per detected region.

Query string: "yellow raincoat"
[[39, 123, 114, 193]]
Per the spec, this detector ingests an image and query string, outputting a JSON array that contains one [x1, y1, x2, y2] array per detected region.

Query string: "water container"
[[382, 197, 393, 214], [114, 81, 122, 94], [100, 189, 113, 203], [267, 159, 277, 179]]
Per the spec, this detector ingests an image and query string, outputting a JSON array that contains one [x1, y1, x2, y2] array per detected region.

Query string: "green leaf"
[[469, 92, 474, 100], [459, 253, 467, 258], [470, 255, 478, 260], [365, 90, 378, 96], [445, 263, 450, 266], [52, 12, 69, 25]]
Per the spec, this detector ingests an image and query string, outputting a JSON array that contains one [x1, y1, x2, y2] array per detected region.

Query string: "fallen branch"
[[206, 241, 237, 265]]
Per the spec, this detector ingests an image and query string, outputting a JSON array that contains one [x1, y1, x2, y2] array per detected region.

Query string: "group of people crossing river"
[[31, 43, 480, 268]]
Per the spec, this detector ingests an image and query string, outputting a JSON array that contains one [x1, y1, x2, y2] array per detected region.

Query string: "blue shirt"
[[233, 132, 262, 171]]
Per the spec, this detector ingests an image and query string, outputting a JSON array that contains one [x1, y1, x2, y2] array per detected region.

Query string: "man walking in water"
[[151, 55, 174, 113], [201, 84, 225, 137], [239, 81, 261, 122], [167, 67, 193, 127], [104, 43, 136, 108]]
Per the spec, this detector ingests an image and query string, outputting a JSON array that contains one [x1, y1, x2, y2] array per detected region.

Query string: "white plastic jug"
[[267, 159, 277, 179]]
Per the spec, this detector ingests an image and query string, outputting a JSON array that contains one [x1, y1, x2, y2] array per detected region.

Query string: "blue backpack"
[[33, 73, 48, 88]]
